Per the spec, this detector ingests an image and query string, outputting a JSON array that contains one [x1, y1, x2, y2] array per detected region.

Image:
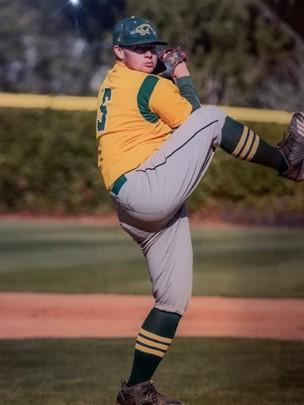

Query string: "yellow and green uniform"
[[95, 59, 290, 394], [96, 61, 192, 189]]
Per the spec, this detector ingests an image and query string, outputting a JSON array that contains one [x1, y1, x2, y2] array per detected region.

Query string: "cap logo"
[[135, 23, 154, 36]]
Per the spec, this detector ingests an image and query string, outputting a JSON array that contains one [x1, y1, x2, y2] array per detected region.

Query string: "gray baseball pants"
[[110, 106, 227, 315]]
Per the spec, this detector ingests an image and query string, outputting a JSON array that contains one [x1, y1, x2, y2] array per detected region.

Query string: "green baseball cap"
[[113, 16, 168, 46]]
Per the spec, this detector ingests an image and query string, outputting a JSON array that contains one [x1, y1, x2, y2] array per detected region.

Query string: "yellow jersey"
[[96, 61, 192, 189]]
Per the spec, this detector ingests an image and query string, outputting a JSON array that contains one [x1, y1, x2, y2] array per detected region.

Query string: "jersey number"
[[97, 88, 112, 132]]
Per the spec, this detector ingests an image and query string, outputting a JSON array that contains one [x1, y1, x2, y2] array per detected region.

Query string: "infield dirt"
[[1, 293, 304, 341]]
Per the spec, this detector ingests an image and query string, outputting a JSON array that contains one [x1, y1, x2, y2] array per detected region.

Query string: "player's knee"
[[197, 105, 227, 131], [200, 105, 226, 120], [154, 299, 190, 316], [153, 288, 191, 316], [196, 105, 227, 146]]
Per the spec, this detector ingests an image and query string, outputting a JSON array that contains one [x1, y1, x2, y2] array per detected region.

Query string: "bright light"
[[70, 0, 80, 6]]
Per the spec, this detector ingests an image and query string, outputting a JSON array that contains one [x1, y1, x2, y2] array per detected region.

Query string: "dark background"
[[1, 0, 304, 109], [0, 0, 303, 221]]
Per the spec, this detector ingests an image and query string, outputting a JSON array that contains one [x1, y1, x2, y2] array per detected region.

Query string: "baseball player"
[[96, 16, 304, 405]]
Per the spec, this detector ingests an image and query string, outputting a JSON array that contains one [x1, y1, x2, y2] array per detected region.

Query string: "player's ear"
[[113, 45, 125, 61]]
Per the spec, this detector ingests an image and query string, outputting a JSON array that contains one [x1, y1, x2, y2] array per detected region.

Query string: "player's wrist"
[[173, 62, 190, 79]]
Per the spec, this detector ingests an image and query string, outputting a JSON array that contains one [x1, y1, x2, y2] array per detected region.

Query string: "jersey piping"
[[137, 76, 160, 123]]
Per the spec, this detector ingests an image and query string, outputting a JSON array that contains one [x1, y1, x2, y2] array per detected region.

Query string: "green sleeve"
[[176, 76, 201, 111]]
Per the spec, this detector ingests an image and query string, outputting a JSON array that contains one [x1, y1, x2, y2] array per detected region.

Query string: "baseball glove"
[[157, 47, 187, 78], [277, 111, 304, 181]]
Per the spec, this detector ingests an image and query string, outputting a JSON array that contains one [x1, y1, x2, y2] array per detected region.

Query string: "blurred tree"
[[267, 0, 304, 38], [0, 0, 303, 109], [0, 0, 125, 95], [250, 0, 304, 109], [126, 0, 304, 110]]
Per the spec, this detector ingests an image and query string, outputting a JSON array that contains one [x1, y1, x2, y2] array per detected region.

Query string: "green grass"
[[0, 219, 304, 297], [0, 338, 303, 405], [1, 220, 303, 404]]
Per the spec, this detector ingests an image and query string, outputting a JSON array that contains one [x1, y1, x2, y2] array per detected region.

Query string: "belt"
[[111, 175, 127, 195]]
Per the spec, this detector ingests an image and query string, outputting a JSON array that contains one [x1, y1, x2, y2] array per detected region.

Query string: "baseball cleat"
[[116, 379, 183, 405], [277, 112, 304, 181]]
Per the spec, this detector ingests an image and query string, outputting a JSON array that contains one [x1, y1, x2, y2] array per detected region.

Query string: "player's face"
[[115, 44, 158, 73]]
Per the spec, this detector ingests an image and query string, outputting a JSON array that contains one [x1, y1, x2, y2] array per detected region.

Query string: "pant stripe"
[[138, 332, 172, 346], [136, 120, 218, 173], [135, 343, 166, 358], [137, 335, 169, 351], [245, 133, 260, 161], [232, 126, 260, 161], [139, 328, 173, 344], [238, 129, 255, 159], [135, 328, 173, 358], [232, 127, 250, 157]]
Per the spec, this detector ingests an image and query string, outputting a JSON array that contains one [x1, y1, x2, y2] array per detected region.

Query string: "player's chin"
[[141, 64, 156, 73]]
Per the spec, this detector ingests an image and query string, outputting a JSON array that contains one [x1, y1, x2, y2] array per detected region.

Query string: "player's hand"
[[157, 47, 188, 79], [172, 62, 190, 79]]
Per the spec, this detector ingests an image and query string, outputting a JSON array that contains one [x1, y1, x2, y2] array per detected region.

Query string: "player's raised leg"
[[220, 111, 304, 181]]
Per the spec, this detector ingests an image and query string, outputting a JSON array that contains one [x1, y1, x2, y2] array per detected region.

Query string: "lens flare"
[[70, 0, 80, 6]]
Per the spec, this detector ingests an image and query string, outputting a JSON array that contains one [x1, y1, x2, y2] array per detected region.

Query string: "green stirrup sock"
[[127, 308, 181, 387], [221, 116, 288, 173]]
